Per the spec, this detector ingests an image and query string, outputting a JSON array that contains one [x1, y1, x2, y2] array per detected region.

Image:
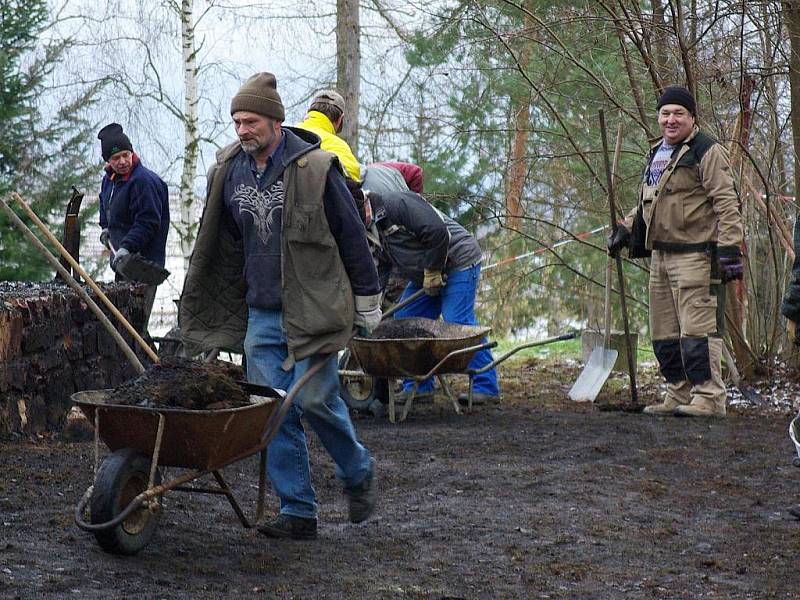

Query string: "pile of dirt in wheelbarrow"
[[370, 319, 437, 339], [110, 357, 249, 410]]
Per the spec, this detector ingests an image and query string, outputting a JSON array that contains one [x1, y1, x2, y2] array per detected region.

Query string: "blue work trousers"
[[244, 307, 373, 519], [394, 264, 499, 396]]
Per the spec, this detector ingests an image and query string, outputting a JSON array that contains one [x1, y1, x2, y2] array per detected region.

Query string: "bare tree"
[[337, 0, 360, 152]]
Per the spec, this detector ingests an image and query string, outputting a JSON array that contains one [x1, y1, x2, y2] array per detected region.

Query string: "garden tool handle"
[[9, 192, 159, 365], [381, 288, 427, 321], [0, 194, 147, 373], [599, 112, 638, 405]]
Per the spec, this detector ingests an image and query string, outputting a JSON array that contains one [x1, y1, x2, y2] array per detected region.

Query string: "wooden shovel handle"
[[0, 195, 146, 373], [11, 192, 159, 364]]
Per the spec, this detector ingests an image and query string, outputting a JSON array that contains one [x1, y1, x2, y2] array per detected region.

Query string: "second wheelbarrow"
[[341, 317, 576, 422]]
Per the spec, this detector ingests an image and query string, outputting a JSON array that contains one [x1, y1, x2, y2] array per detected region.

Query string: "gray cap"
[[312, 89, 346, 113]]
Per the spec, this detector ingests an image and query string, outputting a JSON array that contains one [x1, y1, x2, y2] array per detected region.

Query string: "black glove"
[[100, 228, 109, 249], [718, 246, 744, 283], [607, 225, 630, 258]]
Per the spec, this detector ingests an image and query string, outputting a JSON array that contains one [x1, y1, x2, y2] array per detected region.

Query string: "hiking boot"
[[257, 514, 317, 540], [674, 401, 726, 418], [642, 399, 681, 416], [457, 392, 501, 406], [345, 465, 377, 524]]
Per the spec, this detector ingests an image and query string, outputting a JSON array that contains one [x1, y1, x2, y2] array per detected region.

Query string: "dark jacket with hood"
[[370, 191, 482, 286], [98, 155, 170, 266], [179, 127, 379, 366]]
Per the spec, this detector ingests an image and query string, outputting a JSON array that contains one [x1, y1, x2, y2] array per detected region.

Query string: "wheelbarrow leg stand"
[[211, 471, 253, 528], [256, 448, 267, 522], [437, 375, 461, 415], [399, 382, 420, 422]]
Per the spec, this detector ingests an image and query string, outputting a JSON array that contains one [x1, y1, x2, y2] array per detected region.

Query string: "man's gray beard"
[[239, 139, 264, 155]]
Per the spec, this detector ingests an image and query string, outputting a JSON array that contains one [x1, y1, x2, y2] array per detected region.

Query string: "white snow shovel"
[[569, 258, 618, 402]]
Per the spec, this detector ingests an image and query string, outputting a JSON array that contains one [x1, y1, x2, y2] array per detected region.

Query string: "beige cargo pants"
[[649, 250, 726, 411]]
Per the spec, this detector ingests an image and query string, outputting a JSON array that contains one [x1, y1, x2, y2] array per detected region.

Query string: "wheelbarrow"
[[72, 359, 327, 555], [340, 317, 576, 422]]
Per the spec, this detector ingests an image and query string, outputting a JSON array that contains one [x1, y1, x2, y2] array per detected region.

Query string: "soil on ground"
[[2, 358, 800, 599]]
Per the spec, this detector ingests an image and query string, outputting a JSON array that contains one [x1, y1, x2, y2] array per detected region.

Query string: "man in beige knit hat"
[[180, 72, 382, 539], [296, 89, 361, 181]]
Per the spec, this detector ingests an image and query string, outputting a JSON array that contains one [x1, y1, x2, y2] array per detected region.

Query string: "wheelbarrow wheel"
[[339, 350, 387, 411], [90, 448, 162, 555]]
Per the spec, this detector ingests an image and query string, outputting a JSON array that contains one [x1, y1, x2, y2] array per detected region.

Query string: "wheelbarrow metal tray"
[[72, 390, 278, 471], [350, 317, 491, 378]]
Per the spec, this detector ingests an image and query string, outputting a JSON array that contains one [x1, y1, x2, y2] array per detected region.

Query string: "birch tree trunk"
[[179, 0, 200, 270], [336, 0, 360, 153]]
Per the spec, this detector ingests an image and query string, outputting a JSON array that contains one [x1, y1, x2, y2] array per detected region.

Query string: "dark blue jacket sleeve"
[[394, 192, 449, 271], [323, 169, 381, 297], [120, 175, 167, 253]]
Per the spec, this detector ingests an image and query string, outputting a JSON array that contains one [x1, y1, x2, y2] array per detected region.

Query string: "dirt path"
[[1, 360, 799, 599]]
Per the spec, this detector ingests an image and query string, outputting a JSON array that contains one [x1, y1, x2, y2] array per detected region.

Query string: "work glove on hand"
[[718, 247, 744, 283], [607, 225, 630, 258], [100, 228, 110, 249], [111, 247, 130, 272], [354, 293, 383, 335], [788, 319, 797, 345], [423, 269, 445, 296]]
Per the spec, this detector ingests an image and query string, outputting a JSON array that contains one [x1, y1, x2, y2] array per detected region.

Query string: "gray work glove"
[[354, 293, 383, 335], [100, 228, 110, 249], [607, 224, 630, 258], [111, 247, 130, 271]]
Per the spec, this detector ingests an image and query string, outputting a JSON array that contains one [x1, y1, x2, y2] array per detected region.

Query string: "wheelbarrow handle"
[[468, 331, 579, 375], [418, 341, 498, 381]]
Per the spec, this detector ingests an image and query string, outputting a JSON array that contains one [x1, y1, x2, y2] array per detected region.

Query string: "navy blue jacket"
[[99, 156, 170, 266]]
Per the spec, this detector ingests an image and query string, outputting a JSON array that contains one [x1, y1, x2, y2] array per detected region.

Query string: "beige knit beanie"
[[230, 72, 285, 121]]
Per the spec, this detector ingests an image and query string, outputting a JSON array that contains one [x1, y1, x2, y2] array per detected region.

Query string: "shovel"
[[108, 240, 170, 285], [569, 259, 618, 402]]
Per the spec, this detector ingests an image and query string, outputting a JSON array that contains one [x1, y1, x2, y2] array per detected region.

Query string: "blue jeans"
[[244, 307, 373, 519], [394, 264, 499, 396]]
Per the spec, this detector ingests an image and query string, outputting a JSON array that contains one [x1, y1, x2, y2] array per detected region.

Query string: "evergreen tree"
[[0, 0, 100, 281]]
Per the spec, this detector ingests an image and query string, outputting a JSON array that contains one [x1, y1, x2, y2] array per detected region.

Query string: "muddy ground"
[[2, 358, 800, 599]]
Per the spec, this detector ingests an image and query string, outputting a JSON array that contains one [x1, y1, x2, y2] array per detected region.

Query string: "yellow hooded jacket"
[[296, 111, 361, 181]]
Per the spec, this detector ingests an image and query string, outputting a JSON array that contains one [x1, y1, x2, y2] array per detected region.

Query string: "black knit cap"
[[656, 85, 696, 116], [97, 123, 133, 161]]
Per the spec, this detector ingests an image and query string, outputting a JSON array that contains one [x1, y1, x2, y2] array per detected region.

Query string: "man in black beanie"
[[97, 123, 170, 331], [179, 72, 381, 540], [607, 84, 743, 418]]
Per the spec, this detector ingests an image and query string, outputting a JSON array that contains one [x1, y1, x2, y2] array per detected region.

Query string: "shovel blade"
[[117, 253, 170, 285], [569, 346, 618, 402]]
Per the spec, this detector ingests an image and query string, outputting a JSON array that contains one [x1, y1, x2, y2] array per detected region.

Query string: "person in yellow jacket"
[[296, 90, 361, 181]]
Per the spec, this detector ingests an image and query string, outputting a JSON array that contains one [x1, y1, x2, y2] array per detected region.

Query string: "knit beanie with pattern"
[[230, 72, 285, 121]]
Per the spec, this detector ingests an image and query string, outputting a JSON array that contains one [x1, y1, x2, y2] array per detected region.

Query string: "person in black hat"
[[97, 123, 170, 330], [607, 85, 743, 418], [179, 72, 381, 540]]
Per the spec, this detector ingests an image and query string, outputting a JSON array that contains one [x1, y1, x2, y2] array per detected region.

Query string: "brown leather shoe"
[[258, 514, 317, 540]]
